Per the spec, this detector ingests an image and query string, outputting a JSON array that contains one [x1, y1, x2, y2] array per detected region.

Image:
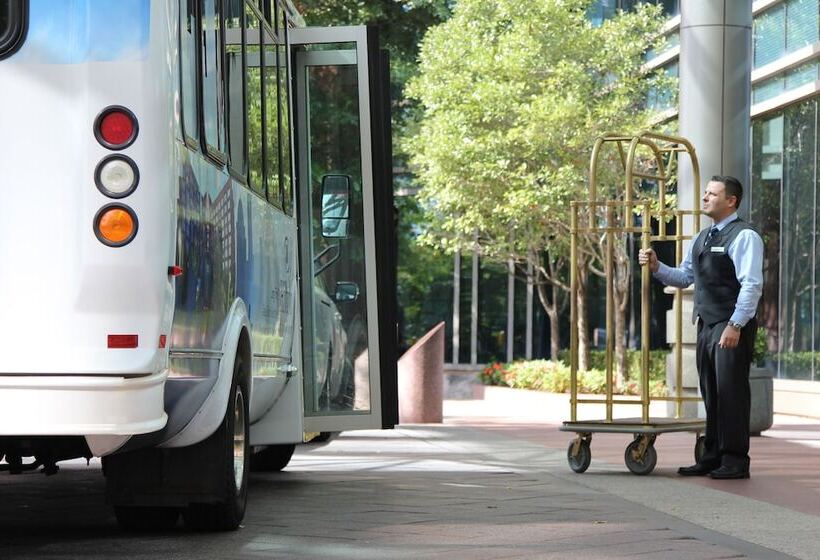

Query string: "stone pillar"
[[398, 322, 445, 423], [679, 0, 753, 215], [671, 1, 753, 417]]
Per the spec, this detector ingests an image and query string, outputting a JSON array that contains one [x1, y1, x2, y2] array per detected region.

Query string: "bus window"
[[245, 5, 264, 196], [180, 0, 199, 144], [225, 0, 246, 178], [278, 14, 293, 214], [0, 0, 26, 61], [201, 0, 226, 158], [263, 31, 281, 206], [262, 0, 274, 26]]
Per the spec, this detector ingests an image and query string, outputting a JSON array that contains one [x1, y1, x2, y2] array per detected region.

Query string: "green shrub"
[[752, 328, 768, 367], [558, 348, 667, 383], [779, 352, 814, 378], [479, 358, 667, 397]]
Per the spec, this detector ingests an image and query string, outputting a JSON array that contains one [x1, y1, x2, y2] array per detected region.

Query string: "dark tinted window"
[[180, 0, 199, 142], [0, 0, 27, 60], [225, 0, 246, 177]]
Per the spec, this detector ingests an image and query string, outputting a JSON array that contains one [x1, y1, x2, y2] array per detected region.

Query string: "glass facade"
[[754, 0, 820, 68], [589, 0, 679, 27], [753, 62, 819, 104], [751, 99, 819, 380]]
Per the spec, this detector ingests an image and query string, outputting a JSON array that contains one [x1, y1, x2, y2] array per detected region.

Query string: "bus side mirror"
[[321, 175, 351, 238], [334, 281, 359, 303]]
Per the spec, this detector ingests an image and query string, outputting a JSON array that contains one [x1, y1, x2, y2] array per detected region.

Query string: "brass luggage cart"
[[561, 132, 705, 475]]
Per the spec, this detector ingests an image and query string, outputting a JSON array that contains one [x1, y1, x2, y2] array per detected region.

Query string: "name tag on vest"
[[710, 246, 726, 253]]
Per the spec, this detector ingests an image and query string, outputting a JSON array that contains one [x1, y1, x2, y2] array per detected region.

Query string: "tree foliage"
[[407, 0, 671, 261], [405, 0, 674, 361]]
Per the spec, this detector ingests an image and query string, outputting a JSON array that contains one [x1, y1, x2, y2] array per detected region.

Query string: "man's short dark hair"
[[711, 175, 743, 207]]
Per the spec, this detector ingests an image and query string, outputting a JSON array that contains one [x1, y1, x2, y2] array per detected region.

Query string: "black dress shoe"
[[677, 463, 715, 476], [709, 465, 750, 479]]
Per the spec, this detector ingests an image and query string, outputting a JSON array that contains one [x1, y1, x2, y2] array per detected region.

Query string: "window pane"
[[785, 62, 818, 90], [0, 0, 26, 60], [225, 0, 245, 175], [587, 0, 617, 27], [754, 5, 785, 68], [246, 7, 264, 196], [264, 32, 281, 205], [477, 260, 508, 363], [647, 61, 678, 110], [278, 22, 293, 214], [780, 101, 817, 379], [181, 0, 199, 141], [750, 115, 783, 377], [202, 0, 225, 153], [752, 75, 785, 104], [786, 0, 819, 54], [814, 100, 820, 381]]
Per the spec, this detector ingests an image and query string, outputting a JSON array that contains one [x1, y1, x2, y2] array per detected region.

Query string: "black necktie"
[[704, 226, 718, 247]]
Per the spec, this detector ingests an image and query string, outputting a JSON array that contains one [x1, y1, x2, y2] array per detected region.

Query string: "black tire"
[[625, 439, 657, 475], [694, 435, 707, 464], [115, 506, 180, 532], [250, 444, 296, 472], [183, 358, 249, 531], [567, 439, 591, 474]]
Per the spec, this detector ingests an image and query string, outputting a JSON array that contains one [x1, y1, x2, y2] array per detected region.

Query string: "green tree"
[[406, 0, 672, 376]]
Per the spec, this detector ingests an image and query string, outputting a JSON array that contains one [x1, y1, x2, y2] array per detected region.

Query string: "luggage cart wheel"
[[624, 435, 657, 475], [694, 435, 707, 463], [567, 436, 591, 474]]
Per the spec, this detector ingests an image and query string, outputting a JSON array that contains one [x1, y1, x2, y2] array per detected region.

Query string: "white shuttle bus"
[[0, 0, 397, 531]]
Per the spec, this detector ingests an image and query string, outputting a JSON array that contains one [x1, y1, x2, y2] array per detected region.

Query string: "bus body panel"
[[0, 1, 176, 378]]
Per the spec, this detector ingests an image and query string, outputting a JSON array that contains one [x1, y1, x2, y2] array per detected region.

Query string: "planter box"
[[750, 366, 773, 435]]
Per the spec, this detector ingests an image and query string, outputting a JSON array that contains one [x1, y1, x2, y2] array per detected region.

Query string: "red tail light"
[[95, 106, 138, 150], [108, 334, 138, 349]]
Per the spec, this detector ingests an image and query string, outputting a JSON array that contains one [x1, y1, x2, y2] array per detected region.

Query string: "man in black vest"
[[639, 176, 763, 479]]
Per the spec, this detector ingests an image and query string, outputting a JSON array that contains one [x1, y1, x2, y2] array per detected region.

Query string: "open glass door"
[[291, 26, 397, 432]]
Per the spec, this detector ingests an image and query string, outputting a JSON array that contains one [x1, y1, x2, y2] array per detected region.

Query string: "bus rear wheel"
[[183, 359, 249, 531]]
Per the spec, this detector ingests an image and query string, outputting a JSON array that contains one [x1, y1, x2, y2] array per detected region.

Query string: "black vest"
[[692, 219, 754, 326]]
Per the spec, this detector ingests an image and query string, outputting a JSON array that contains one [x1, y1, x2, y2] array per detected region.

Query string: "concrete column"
[[679, 0, 753, 217], [672, 1, 752, 417]]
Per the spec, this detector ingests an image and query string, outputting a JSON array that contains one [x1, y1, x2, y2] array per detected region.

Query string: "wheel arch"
[[160, 299, 252, 448]]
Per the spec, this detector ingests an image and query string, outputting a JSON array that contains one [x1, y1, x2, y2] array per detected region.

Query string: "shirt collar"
[[713, 212, 738, 232]]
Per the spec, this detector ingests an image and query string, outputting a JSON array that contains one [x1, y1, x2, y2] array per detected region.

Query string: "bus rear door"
[[290, 26, 398, 433]]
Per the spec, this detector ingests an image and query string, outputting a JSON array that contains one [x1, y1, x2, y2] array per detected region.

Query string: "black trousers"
[[696, 318, 757, 470]]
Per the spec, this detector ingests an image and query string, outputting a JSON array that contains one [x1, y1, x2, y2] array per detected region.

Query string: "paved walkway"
[[0, 395, 818, 559]]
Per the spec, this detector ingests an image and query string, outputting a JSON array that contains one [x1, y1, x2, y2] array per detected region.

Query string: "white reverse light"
[[96, 155, 139, 198]]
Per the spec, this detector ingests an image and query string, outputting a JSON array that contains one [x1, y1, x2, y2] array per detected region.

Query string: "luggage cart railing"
[[563, 132, 706, 475]]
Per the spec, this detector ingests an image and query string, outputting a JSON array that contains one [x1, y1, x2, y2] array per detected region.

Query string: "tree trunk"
[[535, 278, 561, 361], [613, 288, 628, 388], [576, 260, 589, 372], [612, 246, 630, 389]]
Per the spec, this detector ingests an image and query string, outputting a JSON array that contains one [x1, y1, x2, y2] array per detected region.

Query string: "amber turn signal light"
[[94, 204, 138, 247]]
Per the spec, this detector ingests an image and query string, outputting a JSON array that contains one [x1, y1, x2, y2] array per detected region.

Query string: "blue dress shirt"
[[653, 212, 764, 327]]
